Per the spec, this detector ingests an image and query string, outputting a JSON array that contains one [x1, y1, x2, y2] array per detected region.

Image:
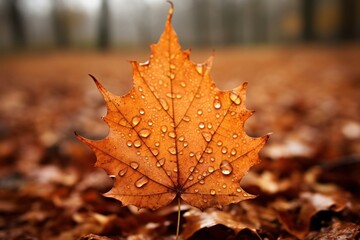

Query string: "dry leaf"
[[76, 4, 268, 210], [182, 208, 258, 239]]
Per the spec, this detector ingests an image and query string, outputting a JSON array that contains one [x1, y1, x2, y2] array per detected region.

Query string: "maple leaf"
[[76, 4, 268, 210]]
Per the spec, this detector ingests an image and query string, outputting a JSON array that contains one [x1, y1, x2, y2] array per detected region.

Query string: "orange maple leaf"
[[76, 4, 268, 210]]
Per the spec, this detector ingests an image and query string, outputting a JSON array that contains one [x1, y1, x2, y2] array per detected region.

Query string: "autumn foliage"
[[76, 5, 268, 210]]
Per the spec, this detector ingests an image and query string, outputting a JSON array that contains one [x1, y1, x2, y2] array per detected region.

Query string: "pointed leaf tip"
[[166, 1, 174, 20]]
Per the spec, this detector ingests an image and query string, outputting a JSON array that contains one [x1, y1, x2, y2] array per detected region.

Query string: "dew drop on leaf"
[[160, 98, 169, 111], [213, 99, 222, 109], [151, 148, 159, 156], [222, 183, 227, 189], [208, 166, 215, 173], [118, 167, 128, 177], [161, 125, 168, 133], [183, 115, 190, 122], [126, 141, 132, 147], [135, 176, 149, 188], [230, 148, 237, 156], [230, 92, 242, 105], [199, 180, 205, 185], [198, 122, 205, 129], [139, 108, 145, 115], [139, 129, 151, 138], [156, 158, 165, 167], [202, 132, 212, 142], [130, 161, 139, 170], [210, 189, 216, 196], [134, 139, 142, 148], [220, 160, 233, 175], [132, 116, 141, 126], [168, 131, 176, 138], [221, 147, 228, 154], [168, 146, 177, 155]]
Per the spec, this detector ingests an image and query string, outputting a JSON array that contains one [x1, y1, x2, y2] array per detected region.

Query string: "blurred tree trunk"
[[192, 0, 211, 46], [302, 0, 315, 41], [7, 0, 26, 48], [52, 0, 69, 48], [98, 0, 110, 49], [340, 0, 357, 40]]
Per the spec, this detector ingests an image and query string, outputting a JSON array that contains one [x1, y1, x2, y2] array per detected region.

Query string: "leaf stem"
[[176, 197, 181, 240]]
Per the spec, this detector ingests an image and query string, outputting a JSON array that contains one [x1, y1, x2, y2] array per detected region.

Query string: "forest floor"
[[0, 45, 359, 239]]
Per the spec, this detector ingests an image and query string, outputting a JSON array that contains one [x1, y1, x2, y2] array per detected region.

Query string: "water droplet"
[[189, 166, 195, 173], [221, 147, 228, 154], [210, 189, 216, 196], [126, 141, 132, 147], [198, 122, 205, 129], [189, 152, 195, 157], [119, 118, 128, 127], [160, 98, 169, 111], [213, 99, 222, 109], [189, 175, 194, 180], [132, 116, 141, 126], [232, 133, 238, 139], [216, 113, 220, 119], [140, 94, 145, 99], [173, 167, 178, 173], [205, 147, 213, 154], [148, 121, 153, 126], [178, 136, 185, 142], [195, 152, 202, 160], [194, 189, 199, 193], [139, 129, 151, 138], [236, 188, 242, 193], [155, 142, 160, 147], [170, 73, 175, 80], [220, 160, 233, 175], [183, 116, 190, 122], [176, 94, 182, 99], [139, 109, 145, 115], [183, 142, 188, 147], [196, 65, 203, 74], [199, 180, 205, 185], [170, 64, 176, 70], [168, 146, 177, 155], [202, 132, 212, 142], [156, 158, 165, 167], [130, 162, 139, 170], [208, 166, 215, 173], [207, 123, 213, 129], [118, 167, 128, 177], [217, 141, 223, 146], [166, 171, 171, 176], [166, 92, 175, 98], [161, 125, 168, 133], [210, 157, 215, 162], [230, 92, 241, 105], [231, 148, 237, 156], [199, 158, 204, 163], [180, 81, 186, 88], [151, 148, 159, 156], [197, 109, 203, 115], [202, 171, 208, 177], [134, 140, 142, 148], [168, 131, 176, 138], [135, 176, 149, 188], [222, 183, 227, 189], [203, 199, 208, 203]]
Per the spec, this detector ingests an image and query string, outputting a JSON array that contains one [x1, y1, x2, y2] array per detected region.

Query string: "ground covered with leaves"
[[0, 45, 359, 239]]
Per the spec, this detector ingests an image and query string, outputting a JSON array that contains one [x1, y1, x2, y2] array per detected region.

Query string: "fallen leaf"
[[182, 208, 259, 239], [76, 4, 268, 210]]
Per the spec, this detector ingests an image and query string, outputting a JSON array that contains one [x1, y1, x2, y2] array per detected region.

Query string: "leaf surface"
[[76, 5, 268, 210]]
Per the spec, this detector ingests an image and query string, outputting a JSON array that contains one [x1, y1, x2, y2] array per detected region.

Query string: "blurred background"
[[0, 0, 359, 51], [0, 1, 359, 239]]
